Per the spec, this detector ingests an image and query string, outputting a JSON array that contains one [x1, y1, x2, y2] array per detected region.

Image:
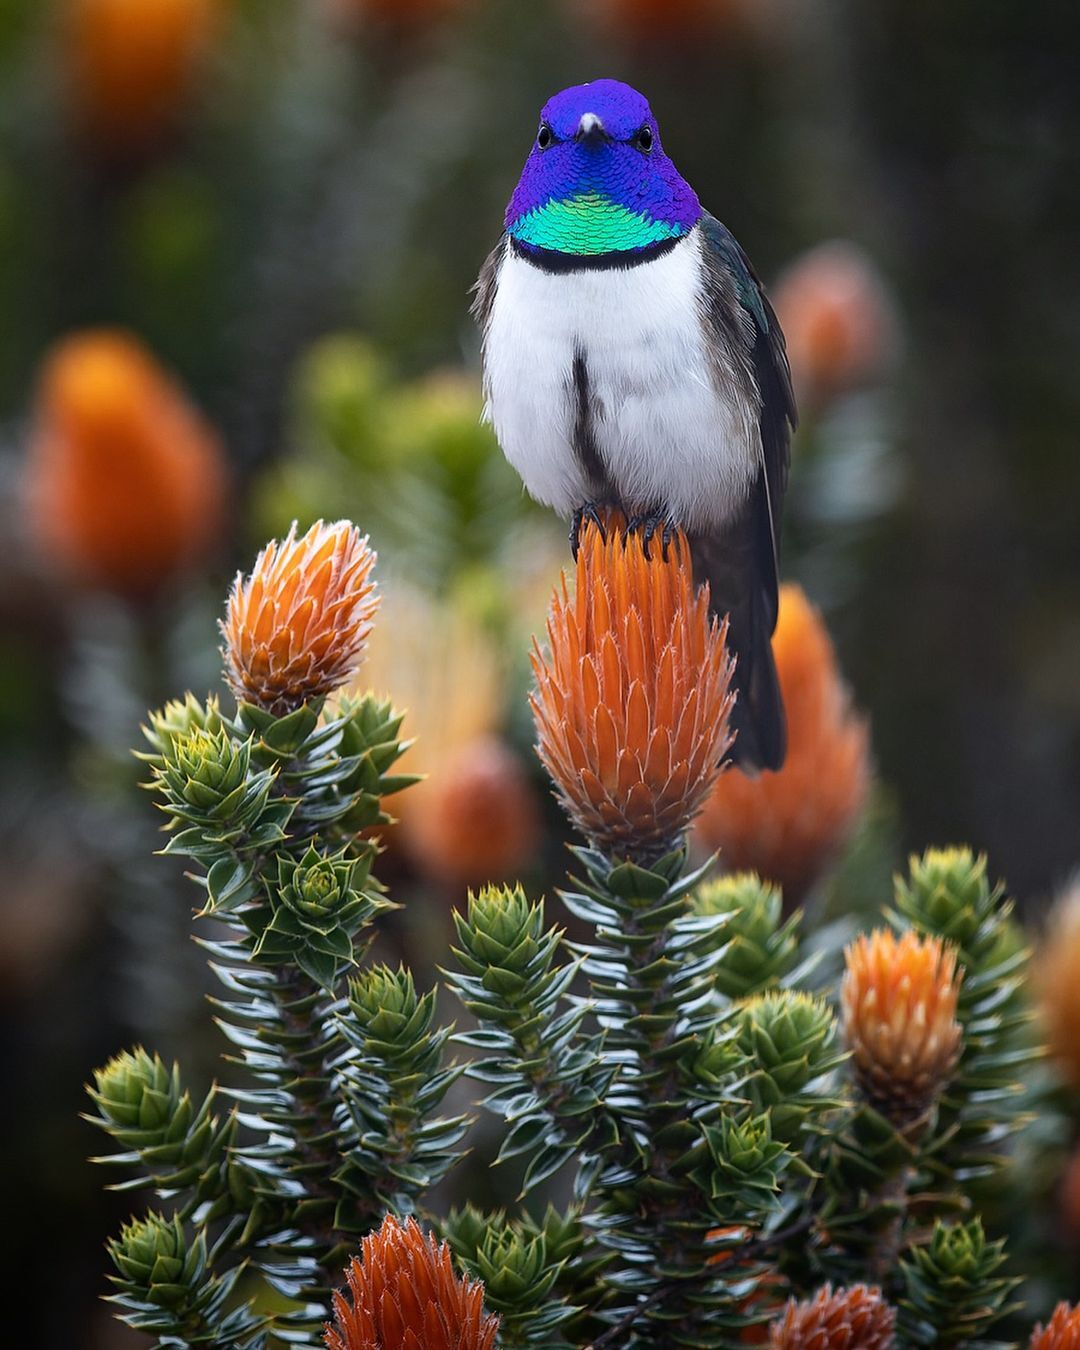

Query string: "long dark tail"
[[690, 490, 786, 772]]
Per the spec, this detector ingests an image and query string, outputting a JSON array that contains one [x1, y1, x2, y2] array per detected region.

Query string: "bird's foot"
[[570, 502, 608, 559], [625, 507, 675, 561]]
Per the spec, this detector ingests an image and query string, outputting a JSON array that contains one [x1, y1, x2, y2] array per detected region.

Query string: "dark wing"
[[694, 213, 797, 770], [471, 233, 507, 341], [698, 211, 796, 628]]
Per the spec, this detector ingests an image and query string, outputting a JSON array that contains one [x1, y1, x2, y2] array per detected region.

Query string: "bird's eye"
[[635, 126, 653, 152], [537, 123, 553, 150]]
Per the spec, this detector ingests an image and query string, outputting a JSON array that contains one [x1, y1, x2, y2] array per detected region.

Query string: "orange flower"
[[1031, 1303, 1080, 1349], [530, 517, 735, 862], [771, 241, 899, 407], [404, 736, 539, 888], [694, 584, 870, 903], [842, 929, 962, 1126], [222, 521, 378, 716], [324, 1214, 499, 1350], [1036, 881, 1080, 1089], [769, 1284, 895, 1349], [65, 0, 219, 157], [27, 330, 227, 599]]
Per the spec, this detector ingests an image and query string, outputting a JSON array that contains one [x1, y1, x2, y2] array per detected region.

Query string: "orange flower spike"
[[1031, 1303, 1080, 1349], [772, 240, 899, 408], [694, 584, 870, 903], [222, 521, 378, 716], [28, 330, 227, 599], [66, 0, 220, 157], [1036, 882, 1080, 1089], [842, 928, 963, 1127], [769, 1284, 896, 1349], [531, 518, 735, 863], [325, 1214, 499, 1350]]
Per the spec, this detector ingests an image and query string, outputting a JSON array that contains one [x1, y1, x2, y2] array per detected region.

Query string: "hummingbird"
[[474, 78, 796, 770]]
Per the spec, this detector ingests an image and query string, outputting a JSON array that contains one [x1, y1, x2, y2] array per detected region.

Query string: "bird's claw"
[[625, 508, 671, 561], [570, 503, 607, 559]]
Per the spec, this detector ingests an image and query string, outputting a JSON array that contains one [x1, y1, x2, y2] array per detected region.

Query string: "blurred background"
[[0, 0, 1077, 1344]]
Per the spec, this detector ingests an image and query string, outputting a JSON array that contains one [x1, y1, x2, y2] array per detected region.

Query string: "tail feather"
[[690, 491, 786, 772]]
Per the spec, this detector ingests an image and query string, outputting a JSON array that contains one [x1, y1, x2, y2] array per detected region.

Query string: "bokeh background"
[[0, 0, 1077, 1344]]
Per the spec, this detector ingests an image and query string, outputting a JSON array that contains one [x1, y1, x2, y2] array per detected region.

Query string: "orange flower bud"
[[403, 735, 540, 887], [530, 517, 735, 863], [771, 241, 899, 407], [325, 1214, 499, 1350], [27, 330, 226, 599], [65, 0, 219, 156], [1031, 1303, 1080, 1349], [769, 1283, 896, 1349], [222, 521, 378, 715], [1036, 881, 1080, 1090], [694, 584, 870, 903], [842, 929, 962, 1126]]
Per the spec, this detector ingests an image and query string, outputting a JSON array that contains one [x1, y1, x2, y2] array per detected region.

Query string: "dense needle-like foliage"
[[85, 516, 1046, 1348]]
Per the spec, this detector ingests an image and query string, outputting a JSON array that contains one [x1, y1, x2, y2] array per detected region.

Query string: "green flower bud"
[[693, 873, 800, 999], [142, 694, 225, 760], [346, 965, 437, 1067], [277, 845, 359, 931], [692, 1113, 789, 1207], [108, 1213, 207, 1312], [89, 1047, 192, 1140], [458, 884, 543, 967], [900, 1218, 1020, 1347], [893, 848, 1008, 967], [737, 991, 843, 1144]]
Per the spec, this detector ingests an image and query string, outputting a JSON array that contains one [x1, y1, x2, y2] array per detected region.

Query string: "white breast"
[[481, 228, 758, 534]]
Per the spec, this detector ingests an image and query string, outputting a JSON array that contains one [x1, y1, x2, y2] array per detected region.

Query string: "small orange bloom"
[[325, 1214, 499, 1350], [769, 1284, 895, 1349], [771, 241, 899, 407], [222, 521, 378, 716], [404, 736, 539, 888], [1036, 882, 1080, 1090], [28, 330, 226, 599], [1031, 1303, 1080, 1349], [65, 0, 219, 156], [530, 517, 735, 862], [694, 585, 870, 903], [842, 929, 962, 1126]]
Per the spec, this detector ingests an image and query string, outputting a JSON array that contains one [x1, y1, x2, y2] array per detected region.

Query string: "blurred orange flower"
[[222, 520, 378, 715], [842, 928, 962, 1127], [694, 584, 870, 903], [404, 736, 539, 888], [531, 516, 735, 863], [1036, 880, 1080, 1089], [771, 241, 899, 407], [65, 0, 220, 156], [324, 1214, 499, 1350], [769, 1283, 895, 1348], [27, 329, 227, 599], [1031, 1302, 1080, 1349], [346, 580, 542, 886]]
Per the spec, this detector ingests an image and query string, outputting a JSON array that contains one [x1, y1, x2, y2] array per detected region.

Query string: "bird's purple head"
[[505, 79, 701, 259]]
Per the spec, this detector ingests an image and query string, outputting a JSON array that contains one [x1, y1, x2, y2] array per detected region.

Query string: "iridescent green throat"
[[509, 191, 687, 256]]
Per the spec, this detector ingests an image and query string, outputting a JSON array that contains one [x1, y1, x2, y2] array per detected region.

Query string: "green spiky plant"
[[86, 517, 1049, 1349]]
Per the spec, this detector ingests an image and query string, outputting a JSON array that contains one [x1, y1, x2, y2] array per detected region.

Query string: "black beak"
[[574, 113, 609, 146]]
